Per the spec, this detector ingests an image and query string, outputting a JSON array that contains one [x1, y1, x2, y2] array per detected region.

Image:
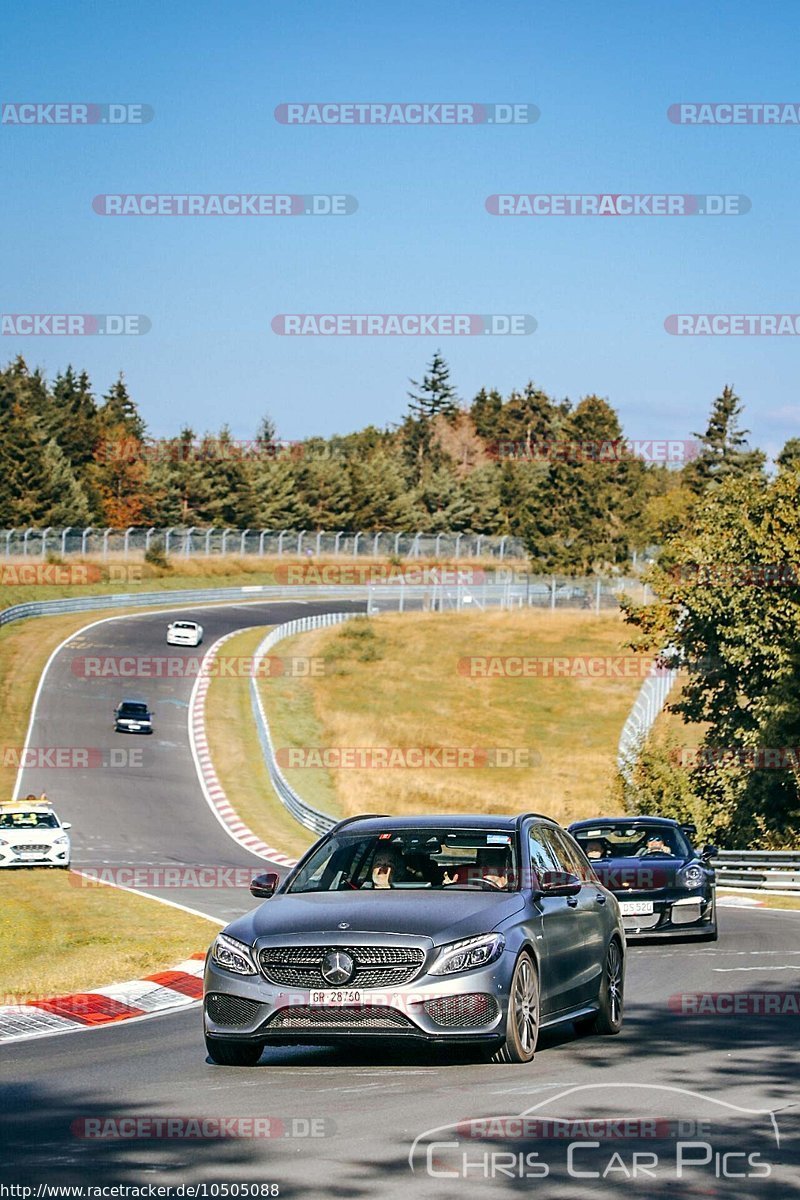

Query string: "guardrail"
[[712, 850, 800, 893], [249, 613, 360, 836], [4, 579, 795, 876], [0, 575, 648, 629], [617, 663, 680, 778]]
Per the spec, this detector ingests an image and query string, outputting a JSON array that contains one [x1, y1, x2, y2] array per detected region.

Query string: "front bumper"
[[0, 843, 70, 868], [203, 952, 510, 1045], [617, 888, 716, 938], [115, 722, 152, 733]]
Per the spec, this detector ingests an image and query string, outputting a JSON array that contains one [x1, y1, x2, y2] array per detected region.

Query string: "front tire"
[[576, 938, 624, 1037], [493, 953, 539, 1063], [205, 1035, 264, 1066]]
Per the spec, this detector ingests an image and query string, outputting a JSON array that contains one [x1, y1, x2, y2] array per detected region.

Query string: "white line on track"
[[712, 965, 800, 972]]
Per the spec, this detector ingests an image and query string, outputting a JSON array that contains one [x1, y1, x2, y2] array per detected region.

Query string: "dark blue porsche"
[[568, 816, 718, 941]]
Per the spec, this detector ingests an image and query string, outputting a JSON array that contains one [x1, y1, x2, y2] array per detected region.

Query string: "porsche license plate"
[[619, 900, 654, 915]]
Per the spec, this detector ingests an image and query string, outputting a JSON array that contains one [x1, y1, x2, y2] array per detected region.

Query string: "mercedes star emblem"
[[321, 949, 355, 986]]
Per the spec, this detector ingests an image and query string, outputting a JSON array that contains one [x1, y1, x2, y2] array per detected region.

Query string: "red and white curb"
[[189, 629, 298, 869], [0, 953, 206, 1043]]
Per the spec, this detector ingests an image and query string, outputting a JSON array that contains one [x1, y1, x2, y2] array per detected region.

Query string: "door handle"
[[567, 896, 578, 907], [595, 892, 607, 904]]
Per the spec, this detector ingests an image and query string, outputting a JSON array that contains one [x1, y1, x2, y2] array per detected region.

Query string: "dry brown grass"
[[259, 609, 649, 826], [0, 871, 217, 1001]]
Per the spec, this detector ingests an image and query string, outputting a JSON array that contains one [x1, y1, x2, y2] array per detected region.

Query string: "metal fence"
[[0, 576, 652, 629], [249, 613, 359, 836], [617, 663, 680, 778], [0, 526, 531, 560]]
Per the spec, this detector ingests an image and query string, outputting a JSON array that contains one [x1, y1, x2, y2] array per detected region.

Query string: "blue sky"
[[3, 0, 800, 457]]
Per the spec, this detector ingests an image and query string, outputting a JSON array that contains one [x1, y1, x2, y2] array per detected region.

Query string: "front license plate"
[[18, 851, 44, 859], [619, 900, 654, 915], [309, 989, 365, 1006]]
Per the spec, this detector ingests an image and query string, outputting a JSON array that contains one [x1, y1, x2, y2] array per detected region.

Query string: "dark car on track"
[[203, 812, 625, 1066], [568, 816, 717, 941], [113, 698, 153, 734]]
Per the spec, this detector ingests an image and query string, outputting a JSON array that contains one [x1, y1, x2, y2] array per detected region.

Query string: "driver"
[[476, 847, 511, 889], [638, 833, 674, 856]]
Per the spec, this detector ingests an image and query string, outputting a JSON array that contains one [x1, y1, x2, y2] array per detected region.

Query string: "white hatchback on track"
[[0, 799, 71, 869], [166, 620, 204, 646]]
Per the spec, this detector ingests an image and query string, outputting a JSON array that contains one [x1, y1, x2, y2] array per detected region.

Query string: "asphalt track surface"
[[2, 601, 799, 1198]]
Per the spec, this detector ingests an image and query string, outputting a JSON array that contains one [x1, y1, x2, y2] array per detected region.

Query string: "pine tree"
[[348, 449, 417, 530], [776, 438, 800, 474], [470, 388, 503, 439], [684, 386, 766, 494], [51, 366, 101, 471], [407, 351, 459, 422], [252, 456, 309, 527], [99, 374, 146, 441]]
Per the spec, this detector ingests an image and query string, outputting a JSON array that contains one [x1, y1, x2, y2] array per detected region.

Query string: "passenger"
[[584, 839, 606, 860], [370, 847, 403, 889]]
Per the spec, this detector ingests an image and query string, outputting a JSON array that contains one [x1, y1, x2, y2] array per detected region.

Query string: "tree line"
[[0, 351, 787, 574]]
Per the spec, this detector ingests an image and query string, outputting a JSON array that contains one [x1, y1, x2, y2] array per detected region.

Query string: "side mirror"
[[62, 822, 72, 831], [538, 870, 582, 898], [702, 844, 718, 860], [250, 871, 279, 899]]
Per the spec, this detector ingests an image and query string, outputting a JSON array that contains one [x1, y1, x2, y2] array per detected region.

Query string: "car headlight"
[[211, 933, 257, 976], [0, 839, 9, 847], [429, 933, 505, 976], [53, 835, 69, 845], [679, 864, 706, 889]]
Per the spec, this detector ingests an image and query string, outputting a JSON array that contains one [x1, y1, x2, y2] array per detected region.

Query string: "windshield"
[[173, 623, 196, 630], [288, 827, 519, 893], [0, 812, 59, 829], [119, 703, 148, 715], [572, 823, 691, 859]]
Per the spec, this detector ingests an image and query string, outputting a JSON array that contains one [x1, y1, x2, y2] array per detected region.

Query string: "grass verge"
[[257, 609, 649, 827], [0, 872, 217, 1001], [0, 553, 526, 608], [719, 890, 800, 911]]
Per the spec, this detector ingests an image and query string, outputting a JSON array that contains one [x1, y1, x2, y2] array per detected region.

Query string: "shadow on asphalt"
[[2, 993, 798, 1196]]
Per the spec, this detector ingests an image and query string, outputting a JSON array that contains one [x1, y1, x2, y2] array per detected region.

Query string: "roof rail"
[[516, 812, 559, 825], [330, 813, 390, 831]]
